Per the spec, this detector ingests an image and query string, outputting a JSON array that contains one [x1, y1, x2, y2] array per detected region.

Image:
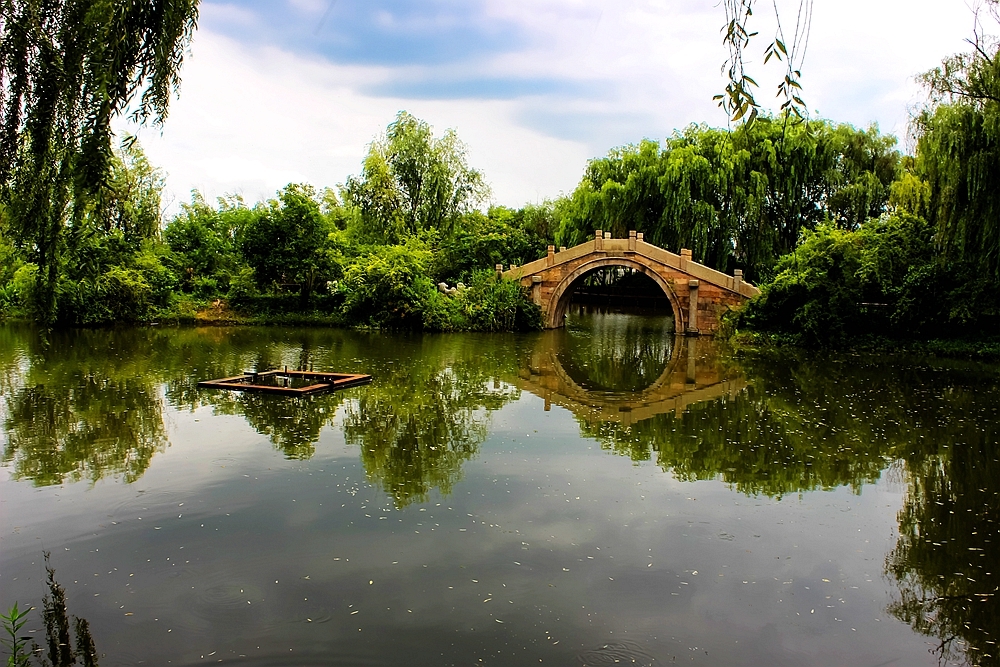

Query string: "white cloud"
[[131, 0, 985, 217], [128, 32, 590, 215]]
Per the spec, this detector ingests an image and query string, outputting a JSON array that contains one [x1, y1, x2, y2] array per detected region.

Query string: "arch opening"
[[546, 258, 684, 330], [567, 266, 672, 316]]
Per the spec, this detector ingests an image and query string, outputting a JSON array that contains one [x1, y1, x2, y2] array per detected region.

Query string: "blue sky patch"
[[367, 75, 591, 101], [517, 106, 665, 154], [203, 0, 528, 68]]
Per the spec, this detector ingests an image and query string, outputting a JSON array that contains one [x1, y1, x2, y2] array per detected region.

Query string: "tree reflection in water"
[[546, 338, 993, 500], [0, 327, 525, 506], [4, 376, 167, 485], [2, 327, 168, 486], [227, 393, 344, 460], [885, 375, 1000, 666], [6, 323, 1000, 665], [341, 337, 520, 507], [579, 351, 905, 498], [182, 332, 521, 501], [523, 320, 1000, 665]]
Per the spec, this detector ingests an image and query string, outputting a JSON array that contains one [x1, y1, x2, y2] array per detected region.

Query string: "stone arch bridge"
[[502, 231, 759, 334]]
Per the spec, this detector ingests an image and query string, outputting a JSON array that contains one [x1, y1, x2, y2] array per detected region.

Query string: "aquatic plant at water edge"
[[1, 602, 31, 667], [1, 554, 99, 666]]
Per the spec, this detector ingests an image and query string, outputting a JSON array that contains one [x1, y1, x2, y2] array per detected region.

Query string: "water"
[[1, 315, 998, 666]]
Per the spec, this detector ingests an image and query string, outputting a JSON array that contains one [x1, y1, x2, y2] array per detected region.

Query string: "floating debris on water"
[[578, 640, 658, 666]]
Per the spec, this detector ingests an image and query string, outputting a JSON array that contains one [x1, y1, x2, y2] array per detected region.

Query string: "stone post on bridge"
[[680, 248, 692, 272], [687, 279, 700, 335]]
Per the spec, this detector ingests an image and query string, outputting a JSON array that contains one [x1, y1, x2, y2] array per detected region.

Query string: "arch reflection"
[[515, 313, 744, 428]]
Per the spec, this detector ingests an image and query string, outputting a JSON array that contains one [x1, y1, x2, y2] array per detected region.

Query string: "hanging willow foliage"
[[554, 115, 899, 282], [717, 0, 813, 125], [915, 38, 1000, 280], [0, 0, 199, 324]]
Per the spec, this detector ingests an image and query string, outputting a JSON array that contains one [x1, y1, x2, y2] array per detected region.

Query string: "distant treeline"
[[0, 113, 548, 331], [0, 111, 904, 332], [1, 36, 997, 340]]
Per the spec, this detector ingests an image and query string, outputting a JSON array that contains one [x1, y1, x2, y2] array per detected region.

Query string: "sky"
[[126, 0, 983, 216]]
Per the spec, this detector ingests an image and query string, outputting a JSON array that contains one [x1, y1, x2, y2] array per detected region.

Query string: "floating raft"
[[198, 369, 372, 396]]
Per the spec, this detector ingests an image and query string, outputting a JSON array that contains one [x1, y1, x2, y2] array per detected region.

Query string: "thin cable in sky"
[[315, 0, 338, 35]]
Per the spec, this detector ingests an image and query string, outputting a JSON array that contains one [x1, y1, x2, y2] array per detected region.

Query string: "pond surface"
[[1, 315, 998, 666]]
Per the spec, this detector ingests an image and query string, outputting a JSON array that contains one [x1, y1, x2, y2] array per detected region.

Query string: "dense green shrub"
[[226, 266, 259, 301], [421, 272, 542, 332], [735, 224, 865, 345], [456, 272, 542, 332], [238, 184, 338, 303], [734, 213, 1000, 346], [164, 192, 250, 295], [0, 229, 22, 287], [420, 289, 465, 332], [339, 242, 437, 328], [9, 264, 37, 314], [97, 267, 154, 322]]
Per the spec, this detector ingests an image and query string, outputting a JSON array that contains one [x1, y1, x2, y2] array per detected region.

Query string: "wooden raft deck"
[[197, 369, 372, 396]]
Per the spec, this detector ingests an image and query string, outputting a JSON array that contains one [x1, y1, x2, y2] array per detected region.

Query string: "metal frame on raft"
[[197, 369, 372, 396]]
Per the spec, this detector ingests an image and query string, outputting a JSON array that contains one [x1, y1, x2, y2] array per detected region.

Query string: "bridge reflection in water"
[[513, 312, 745, 427]]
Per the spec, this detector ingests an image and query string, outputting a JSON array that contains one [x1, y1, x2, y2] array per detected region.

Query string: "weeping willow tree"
[[0, 0, 199, 324], [554, 117, 899, 282], [915, 6, 1000, 281]]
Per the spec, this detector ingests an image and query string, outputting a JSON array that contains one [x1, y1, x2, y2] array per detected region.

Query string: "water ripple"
[[578, 640, 657, 666]]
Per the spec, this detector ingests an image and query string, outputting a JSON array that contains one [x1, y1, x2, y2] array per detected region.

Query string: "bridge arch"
[[502, 232, 759, 334], [546, 257, 683, 330]]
